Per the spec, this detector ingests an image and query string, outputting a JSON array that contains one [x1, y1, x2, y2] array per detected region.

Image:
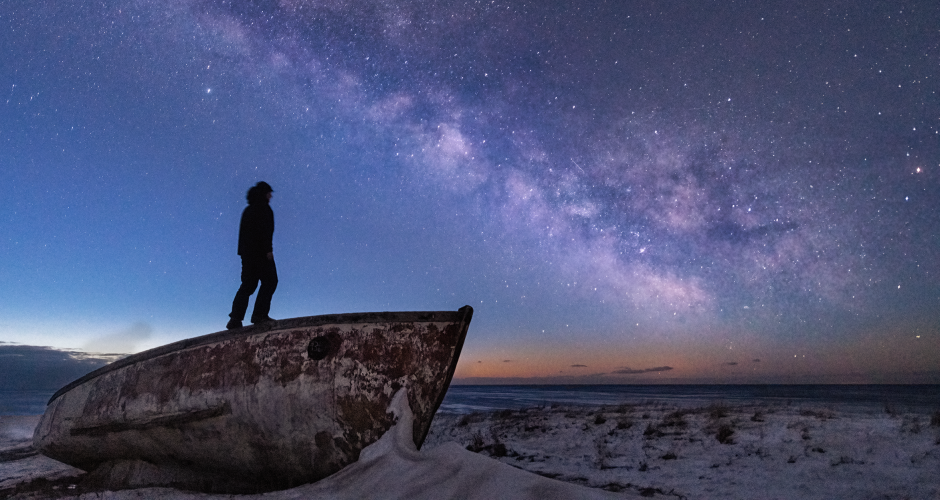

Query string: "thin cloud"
[[82, 322, 152, 354], [611, 366, 673, 375], [570, 364, 588, 368], [725, 362, 739, 366]]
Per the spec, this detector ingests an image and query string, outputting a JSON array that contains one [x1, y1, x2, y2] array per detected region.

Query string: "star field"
[[2, 0, 938, 383]]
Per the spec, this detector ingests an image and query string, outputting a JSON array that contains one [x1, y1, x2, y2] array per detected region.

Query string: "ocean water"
[[0, 390, 54, 416], [4, 385, 939, 417], [438, 385, 940, 415]]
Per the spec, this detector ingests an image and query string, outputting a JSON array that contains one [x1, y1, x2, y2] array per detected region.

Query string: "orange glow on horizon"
[[453, 323, 940, 384]]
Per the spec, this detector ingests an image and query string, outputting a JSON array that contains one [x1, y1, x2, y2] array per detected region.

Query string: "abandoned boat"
[[33, 306, 472, 492]]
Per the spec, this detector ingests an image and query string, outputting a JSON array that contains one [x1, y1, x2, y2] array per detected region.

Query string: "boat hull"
[[33, 307, 472, 492]]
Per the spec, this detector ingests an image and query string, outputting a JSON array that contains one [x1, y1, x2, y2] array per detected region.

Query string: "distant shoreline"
[[4, 383, 940, 417]]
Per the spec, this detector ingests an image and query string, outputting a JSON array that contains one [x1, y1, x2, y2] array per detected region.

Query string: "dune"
[[273, 390, 630, 499]]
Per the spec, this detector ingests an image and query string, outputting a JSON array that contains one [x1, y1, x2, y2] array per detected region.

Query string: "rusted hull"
[[34, 306, 472, 492]]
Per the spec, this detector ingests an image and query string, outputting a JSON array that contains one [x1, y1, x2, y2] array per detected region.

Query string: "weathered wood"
[[33, 306, 472, 493]]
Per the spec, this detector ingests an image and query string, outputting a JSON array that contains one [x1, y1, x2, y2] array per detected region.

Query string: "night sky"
[[2, 0, 938, 384]]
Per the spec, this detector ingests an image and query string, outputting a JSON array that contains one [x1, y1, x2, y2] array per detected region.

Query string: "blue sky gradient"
[[2, 0, 939, 383]]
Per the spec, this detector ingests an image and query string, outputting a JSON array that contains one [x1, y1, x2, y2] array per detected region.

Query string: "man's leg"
[[230, 257, 261, 324], [251, 259, 278, 323]]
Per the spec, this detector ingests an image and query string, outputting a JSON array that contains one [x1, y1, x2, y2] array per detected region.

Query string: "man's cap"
[[255, 181, 274, 193]]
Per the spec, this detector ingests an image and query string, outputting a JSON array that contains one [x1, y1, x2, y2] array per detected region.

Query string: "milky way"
[[3, 0, 938, 381], [180, 1, 939, 324]]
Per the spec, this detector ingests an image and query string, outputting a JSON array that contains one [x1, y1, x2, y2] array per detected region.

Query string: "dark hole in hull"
[[307, 337, 331, 360]]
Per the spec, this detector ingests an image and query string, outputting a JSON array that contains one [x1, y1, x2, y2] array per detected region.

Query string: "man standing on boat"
[[227, 181, 278, 329]]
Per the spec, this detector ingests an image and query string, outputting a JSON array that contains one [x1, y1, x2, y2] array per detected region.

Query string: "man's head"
[[247, 182, 274, 204]]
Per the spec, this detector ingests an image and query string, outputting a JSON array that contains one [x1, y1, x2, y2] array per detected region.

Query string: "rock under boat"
[[33, 306, 472, 492]]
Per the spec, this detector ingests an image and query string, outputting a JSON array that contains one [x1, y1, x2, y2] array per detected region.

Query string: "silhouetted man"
[[227, 182, 278, 329]]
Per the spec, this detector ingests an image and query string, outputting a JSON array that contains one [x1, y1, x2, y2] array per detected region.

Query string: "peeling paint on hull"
[[33, 306, 472, 493]]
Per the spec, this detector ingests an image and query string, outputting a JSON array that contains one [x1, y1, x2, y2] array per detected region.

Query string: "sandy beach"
[[3, 401, 939, 499], [425, 403, 940, 499]]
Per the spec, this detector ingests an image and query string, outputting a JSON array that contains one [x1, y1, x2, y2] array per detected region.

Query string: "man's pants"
[[229, 255, 278, 323]]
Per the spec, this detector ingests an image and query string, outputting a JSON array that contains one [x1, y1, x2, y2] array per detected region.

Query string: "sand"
[[3, 399, 939, 499], [425, 402, 940, 499]]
